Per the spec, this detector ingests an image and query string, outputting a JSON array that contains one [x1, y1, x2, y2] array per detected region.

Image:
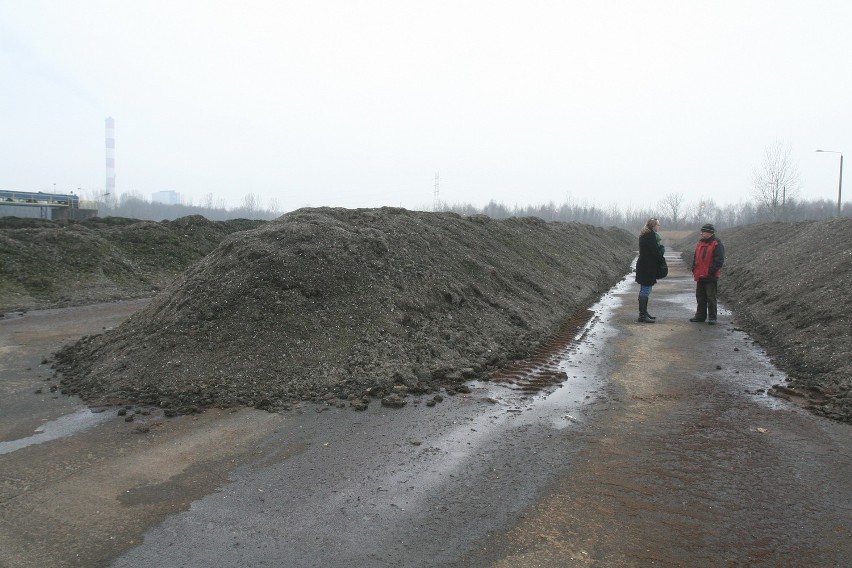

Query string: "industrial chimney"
[[105, 117, 115, 195]]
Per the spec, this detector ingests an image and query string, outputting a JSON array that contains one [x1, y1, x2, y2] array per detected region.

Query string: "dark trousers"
[[695, 280, 718, 321]]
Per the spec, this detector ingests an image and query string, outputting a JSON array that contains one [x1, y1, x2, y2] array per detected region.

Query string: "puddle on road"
[[666, 289, 733, 318], [375, 275, 638, 503], [476, 271, 636, 428], [478, 263, 794, 424], [663, 292, 789, 410], [0, 407, 113, 455]]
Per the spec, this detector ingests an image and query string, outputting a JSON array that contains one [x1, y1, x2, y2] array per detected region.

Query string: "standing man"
[[690, 223, 725, 325]]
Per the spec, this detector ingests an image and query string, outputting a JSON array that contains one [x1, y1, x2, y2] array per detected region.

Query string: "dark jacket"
[[635, 230, 663, 286], [692, 236, 725, 282]]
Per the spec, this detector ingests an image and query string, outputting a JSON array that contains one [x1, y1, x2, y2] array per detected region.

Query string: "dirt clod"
[[381, 394, 407, 408]]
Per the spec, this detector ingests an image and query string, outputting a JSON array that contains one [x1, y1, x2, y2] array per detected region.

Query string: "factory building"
[[0, 190, 97, 220]]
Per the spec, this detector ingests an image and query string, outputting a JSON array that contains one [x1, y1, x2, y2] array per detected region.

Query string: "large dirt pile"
[[679, 219, 852, 423], [54, 207, 634, 414], [0, 215, 264, 312]]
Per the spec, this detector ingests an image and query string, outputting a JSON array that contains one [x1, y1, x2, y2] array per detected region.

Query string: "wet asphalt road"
[[2, 255, 851, 567], [106, 306, 617, 567]]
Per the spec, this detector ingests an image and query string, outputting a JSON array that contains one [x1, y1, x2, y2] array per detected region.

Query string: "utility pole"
[[433, 172, 440, 212], [816, 149, 844, 217]]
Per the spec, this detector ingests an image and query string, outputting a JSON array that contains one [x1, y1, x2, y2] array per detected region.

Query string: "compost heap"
[[681, 218, 852, 423], [0, 215, 264, 311], [54, 207, 634, 414]]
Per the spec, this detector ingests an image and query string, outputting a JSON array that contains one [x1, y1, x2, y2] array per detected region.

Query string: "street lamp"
[[816, 149, 844, 217]]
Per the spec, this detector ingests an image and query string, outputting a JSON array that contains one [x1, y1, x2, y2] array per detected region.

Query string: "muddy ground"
[[677, 218, 852, 423]]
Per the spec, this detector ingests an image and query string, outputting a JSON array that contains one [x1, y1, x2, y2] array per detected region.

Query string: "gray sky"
[[1, 0, 850, 212]]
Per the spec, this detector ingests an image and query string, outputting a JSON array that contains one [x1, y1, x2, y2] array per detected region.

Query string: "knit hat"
[[700, 223, 715, 233]]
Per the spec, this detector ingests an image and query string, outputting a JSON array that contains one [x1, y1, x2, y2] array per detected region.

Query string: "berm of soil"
[[0, 215, 264, 311], [53, 207, 635, 414]]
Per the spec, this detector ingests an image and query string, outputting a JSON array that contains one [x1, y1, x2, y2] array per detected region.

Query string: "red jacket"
[[693, 237, 725, 281]]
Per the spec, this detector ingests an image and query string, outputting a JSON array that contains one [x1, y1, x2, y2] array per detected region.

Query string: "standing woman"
[[635, 218, 664, 323]]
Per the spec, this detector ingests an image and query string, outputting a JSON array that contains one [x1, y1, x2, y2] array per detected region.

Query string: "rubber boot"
[[639, 295, 656, 319], [637, 297, 655, 323]]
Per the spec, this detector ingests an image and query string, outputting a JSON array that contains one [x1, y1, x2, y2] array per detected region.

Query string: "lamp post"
[[816, 149, 844, 217]]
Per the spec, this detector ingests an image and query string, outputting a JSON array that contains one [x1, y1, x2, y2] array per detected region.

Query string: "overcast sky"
[[1, 1, 850, 213]]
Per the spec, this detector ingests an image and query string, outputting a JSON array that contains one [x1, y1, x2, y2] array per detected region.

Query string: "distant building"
[[151, 190, 181, 205], [0, 190, 96, 220]]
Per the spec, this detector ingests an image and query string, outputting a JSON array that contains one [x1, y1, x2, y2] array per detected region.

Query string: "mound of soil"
[[53, 207, 634, 414], [679, 219, 852, 423], [0, 215, 265, 312]]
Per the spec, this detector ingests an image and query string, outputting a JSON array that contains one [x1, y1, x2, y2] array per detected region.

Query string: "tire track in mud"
[[489, 309, 595, 395]]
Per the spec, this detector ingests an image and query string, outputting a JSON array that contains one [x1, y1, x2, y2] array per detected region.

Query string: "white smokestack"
[[105, 117, 115, 195]]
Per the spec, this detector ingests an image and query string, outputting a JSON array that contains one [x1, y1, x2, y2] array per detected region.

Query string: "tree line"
[[86, 138, 847, 234], [88, 189, 846, 233], [438, 193, 847, 231], [86, 191, 283, 222], [57, 138, 845, 230], [440, 139, 848, 231]]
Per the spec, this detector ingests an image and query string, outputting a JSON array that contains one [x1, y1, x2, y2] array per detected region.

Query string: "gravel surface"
[[52, 207, 635, 415]]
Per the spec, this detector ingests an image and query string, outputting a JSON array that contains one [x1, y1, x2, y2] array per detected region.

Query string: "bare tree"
[[241, 193, 260, 215], [753, 140, 800, 220], [686, 199, 719, 226], [659, 192, 686, 228]]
